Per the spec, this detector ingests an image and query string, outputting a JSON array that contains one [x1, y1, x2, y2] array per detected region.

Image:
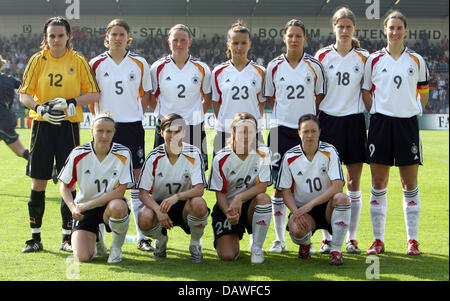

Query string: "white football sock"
[[290, 231, 312, 246], [142, 223, 166, 241], [330, 205, 351, 252], [322, 230, 332, 241], [403, 187, 420, 241], [370, 187, 388, 242], [252, 204, 272, 250], [188, 213, 208, 244], [109, 215, 129, 250], [271, 197, 287, 242], [130, 189, 145, 242], [347, 190, 362, 242]]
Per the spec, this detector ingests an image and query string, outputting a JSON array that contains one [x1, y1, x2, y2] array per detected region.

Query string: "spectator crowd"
[[1, 31, 448, 113]]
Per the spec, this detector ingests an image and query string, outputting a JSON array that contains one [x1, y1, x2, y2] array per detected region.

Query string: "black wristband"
[[34, 104, 40, 111], [67, 98, 77, 106]]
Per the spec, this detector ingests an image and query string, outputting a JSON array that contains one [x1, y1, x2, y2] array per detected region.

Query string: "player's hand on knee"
[[157, 211, 174, 229], [160, 195, 179, 214], [35, 104, 66, 125], [226, 211, 240, 226], [47, 97, 77, 117]]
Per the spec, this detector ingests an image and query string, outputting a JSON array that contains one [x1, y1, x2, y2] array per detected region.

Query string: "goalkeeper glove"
[[47, 97, 77, 117], [35, 104, 66, 125]]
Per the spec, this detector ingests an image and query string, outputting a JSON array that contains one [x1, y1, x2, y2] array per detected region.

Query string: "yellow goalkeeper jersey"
[[19, 48, 100, 123]]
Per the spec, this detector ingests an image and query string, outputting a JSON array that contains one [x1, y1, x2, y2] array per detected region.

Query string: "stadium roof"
[[0, 0, 448, 18]]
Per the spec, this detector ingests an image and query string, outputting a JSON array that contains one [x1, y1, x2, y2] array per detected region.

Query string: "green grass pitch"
[[0, 129, 448, 281]]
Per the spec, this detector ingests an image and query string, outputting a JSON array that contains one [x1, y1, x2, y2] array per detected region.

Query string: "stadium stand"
[[1, 32, 448, 113]]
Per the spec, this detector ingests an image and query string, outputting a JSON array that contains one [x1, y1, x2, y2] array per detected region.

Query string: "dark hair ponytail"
[[40, 16, 72, 50]]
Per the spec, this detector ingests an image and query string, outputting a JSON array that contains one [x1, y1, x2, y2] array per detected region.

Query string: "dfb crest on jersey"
[[320, 164, 328, 174], [408, 66, 415, 76], [129, 71, 136, 81], [353, 65, 361, 73], [68, 66, 75, 75], [192, 75, 200, 85], [183, 170, 190, 180], [305, 74, 312, 85], [251, 79, 257, 86]]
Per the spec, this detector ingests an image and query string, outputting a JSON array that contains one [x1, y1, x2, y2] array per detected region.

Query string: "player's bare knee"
[[138, 207, 155, 231], [188, 197, 208, 217], [255, 193, 271, 205], [289, 221, 308, 239], [218, 249, 239, 261], [372, 176, 388, 190], [107, 199, 128, 218], [73, 251, 93, 263], [332, 193, 349, 206]]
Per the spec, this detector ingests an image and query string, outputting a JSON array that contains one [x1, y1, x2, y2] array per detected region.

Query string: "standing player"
[[362, 10, 429, 255], [264, 19, 326, 253], [59, 113, 134, 263], [0, 55, 29, 160], [211, 20, 266, 156], [19, 16, 100, 253], [276, 114, 350, 265], [150, 24, 211, 169], [208, 113, 272, 264], [89, 19, 154, 252], [137, 114, 209, 263], [314, 7, 369, 254]]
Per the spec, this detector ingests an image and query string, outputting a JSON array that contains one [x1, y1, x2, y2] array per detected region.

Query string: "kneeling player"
[[276, 114, 350, 265], [137, 114, 209, 263], [59, 113, 134, 263], [208, 113, 272, 264]]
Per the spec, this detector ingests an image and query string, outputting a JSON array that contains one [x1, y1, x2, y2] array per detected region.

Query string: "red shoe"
[[407, 239, 421, 255], [367, 239, 385, 255], [298, 243, 311, 260], [329, 251, 343, 265]]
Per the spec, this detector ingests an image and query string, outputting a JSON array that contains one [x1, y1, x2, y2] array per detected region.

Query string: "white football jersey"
[[362, 47, 429, 117], [264, 54, 326, 129], [211, 60, 266, 133], [275, 142, 344, 208], [137, 142, 206, 202], [151, 55, 211, 125], [208, 146, 272, 205], [315, 46, 369, 116], [58, 142, 135, 206], [89, 51, 152, 122]]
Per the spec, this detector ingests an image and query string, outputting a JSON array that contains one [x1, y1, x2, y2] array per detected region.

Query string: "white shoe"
[[310, 243, 317, 255], [96, 224, 108, 256], [268, 240, 286, 253], [96, 230, 108, 256], [154, 235, 168, 258], [251, 248, 264, 264], [189, 241, 204, 263], [107, 247, 122, 263], [319, 240, 332, 254]]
